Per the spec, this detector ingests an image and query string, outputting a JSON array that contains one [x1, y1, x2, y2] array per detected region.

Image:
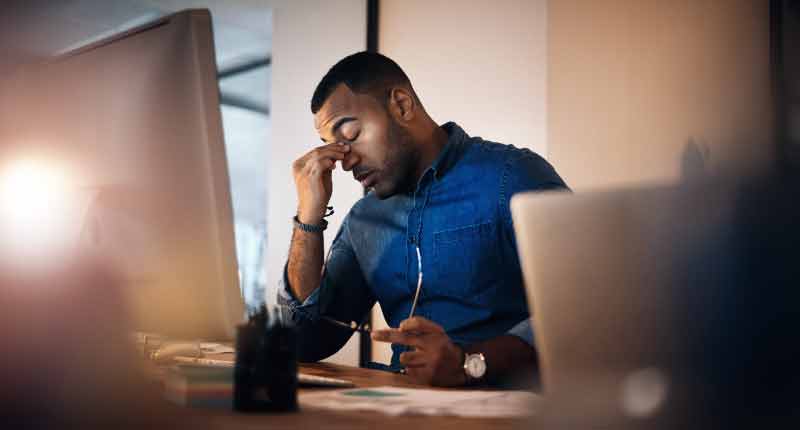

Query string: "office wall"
[[548, 0, 773, 190], [376, 0, 548, 365], [379, 0, 548, 156], [266, 0, 367, 365]]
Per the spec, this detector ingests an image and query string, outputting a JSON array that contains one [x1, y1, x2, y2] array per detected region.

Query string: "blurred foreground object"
[[234, 305, 298, 412], [0, 256, 206, 429], [513, 166, 800, 429]]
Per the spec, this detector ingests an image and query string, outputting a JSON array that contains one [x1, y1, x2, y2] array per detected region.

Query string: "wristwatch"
[[463, 352, 487, 383]]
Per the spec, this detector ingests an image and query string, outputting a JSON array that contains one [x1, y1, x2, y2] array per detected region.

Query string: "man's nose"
[[341, 151, 359, 171]]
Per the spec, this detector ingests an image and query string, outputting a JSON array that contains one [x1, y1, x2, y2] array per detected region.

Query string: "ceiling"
[[1, 0, 272, 115]]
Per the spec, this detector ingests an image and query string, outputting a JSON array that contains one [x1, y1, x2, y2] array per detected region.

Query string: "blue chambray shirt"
[[279, 122, 568, 369]]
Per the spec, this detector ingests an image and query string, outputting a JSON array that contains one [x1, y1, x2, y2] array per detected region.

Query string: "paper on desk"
[[299, 386, 540, 418], [199, 343, 234, 354]]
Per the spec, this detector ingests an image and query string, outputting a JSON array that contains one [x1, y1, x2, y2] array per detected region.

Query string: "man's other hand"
[[371, 317, 466, 387]]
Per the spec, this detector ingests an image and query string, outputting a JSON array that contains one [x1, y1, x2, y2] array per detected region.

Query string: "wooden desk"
[[175, 361, 533, 430]]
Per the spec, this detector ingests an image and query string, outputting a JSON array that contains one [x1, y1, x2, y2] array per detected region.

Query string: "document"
[[198, 343, 235, 354], [299, 386, 540, 418]]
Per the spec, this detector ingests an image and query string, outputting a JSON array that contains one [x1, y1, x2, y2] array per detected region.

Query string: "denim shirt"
[[279, 122, 569, 368]]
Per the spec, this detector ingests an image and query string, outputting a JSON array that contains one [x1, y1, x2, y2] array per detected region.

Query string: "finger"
[[371, 329, 424, 348], [399, 316, 445, 334], [399, 351, 427, 367], [316, 141, 351, 151], [313, 143, 351, 157], [305, 158, 336, 177], [295, 143, 349, 167], [307, 148, 348, 164]]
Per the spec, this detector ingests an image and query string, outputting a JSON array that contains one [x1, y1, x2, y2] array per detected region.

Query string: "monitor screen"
[[0, 10, 245, 340]]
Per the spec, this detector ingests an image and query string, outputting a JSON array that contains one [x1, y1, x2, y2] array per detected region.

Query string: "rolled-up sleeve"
[[277, 265, 321, 314], [277, 215, 375, 362]]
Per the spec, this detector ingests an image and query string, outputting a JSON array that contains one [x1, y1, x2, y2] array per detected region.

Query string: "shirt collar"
[[429, 122, 468, 180]]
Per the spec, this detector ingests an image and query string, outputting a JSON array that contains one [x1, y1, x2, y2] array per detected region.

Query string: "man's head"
[[311, 52, 431, 199]]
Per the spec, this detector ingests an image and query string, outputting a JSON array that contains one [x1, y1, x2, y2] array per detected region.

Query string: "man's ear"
[[388, 87, 415, 123]]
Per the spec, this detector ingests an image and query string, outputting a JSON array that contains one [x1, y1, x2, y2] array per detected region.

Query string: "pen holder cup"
[[234, 307, 298, 412]]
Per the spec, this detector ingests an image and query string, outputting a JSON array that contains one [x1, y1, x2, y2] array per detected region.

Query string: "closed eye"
[[339, 120, 361, 142]]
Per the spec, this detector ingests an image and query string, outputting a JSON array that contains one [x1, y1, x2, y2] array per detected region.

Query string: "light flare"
[[0, 160, 82, 263]]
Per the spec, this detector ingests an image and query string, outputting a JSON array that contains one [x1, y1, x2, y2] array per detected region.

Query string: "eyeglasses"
[[318, 245, 371, 334], [318, 242, 423, 333], [321, 315, 371, 334], [408, 245, 423, 319]]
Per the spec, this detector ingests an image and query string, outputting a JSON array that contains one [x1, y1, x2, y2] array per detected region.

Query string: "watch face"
[[465, 354, 486, 378]]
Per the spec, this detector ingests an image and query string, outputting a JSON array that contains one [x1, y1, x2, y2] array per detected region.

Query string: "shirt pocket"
[[433, 221, 498, 301]]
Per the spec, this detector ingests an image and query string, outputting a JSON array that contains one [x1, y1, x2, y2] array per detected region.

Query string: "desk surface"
[[174, 361, 532, 430]]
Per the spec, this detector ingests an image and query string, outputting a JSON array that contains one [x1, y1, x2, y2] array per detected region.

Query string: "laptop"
[[509, 183, 745, 428]]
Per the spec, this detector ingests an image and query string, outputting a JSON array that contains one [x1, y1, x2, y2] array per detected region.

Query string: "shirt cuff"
[[277, 263, 321, 320], [507, 319, 535, 347]]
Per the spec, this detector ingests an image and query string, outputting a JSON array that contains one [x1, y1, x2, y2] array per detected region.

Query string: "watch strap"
[[293, 215, 328, 233]]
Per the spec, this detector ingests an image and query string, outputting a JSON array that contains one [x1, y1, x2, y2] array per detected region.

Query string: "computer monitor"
[[0, 10, 245, 340]]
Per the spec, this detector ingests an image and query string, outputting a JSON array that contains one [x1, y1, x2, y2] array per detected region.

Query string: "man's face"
[[314, 84, 418, 199]]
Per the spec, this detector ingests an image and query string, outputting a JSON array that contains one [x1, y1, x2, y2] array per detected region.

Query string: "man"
[[278, 52, 568, 387]]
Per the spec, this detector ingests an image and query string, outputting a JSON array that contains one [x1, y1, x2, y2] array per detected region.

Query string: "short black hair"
[[310, 51, 411, 114]]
